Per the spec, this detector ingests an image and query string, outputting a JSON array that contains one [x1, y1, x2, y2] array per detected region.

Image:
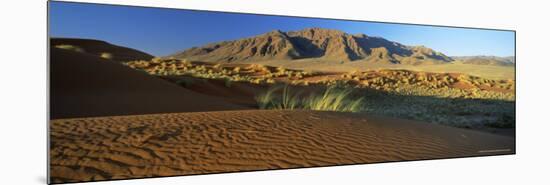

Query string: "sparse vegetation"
[[54, 44, 84, 53], [124, 58, 316, 86], [123, 57, 515, 129], [124, 58, 514, 102]]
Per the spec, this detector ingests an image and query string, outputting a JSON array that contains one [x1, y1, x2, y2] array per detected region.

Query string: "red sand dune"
[[50, 48, 247, 119]]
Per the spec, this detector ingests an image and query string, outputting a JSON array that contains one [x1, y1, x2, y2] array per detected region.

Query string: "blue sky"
[[50, 1, 515, 57]]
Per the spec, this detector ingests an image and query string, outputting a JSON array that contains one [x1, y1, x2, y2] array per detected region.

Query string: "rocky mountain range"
[[170, 28, 454, 65]]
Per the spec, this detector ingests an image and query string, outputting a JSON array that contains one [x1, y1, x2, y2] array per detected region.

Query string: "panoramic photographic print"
[[48, 1, 515, 184]]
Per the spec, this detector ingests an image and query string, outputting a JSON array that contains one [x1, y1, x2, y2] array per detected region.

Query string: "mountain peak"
[[290, 27, 347, 37], [264, 29, 285, 35]]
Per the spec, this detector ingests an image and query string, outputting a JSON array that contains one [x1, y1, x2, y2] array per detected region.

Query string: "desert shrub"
[[266, 79, 276, 84], [54, 44, 84, 53], [251, 78, 264, 84], [233, 67, 241, 73], [349, 69, 360, 75], [181, 60, 192, 67], [100, 52, 113, 60], [125, 60, 150, 68], [251, 64, 268, 72], [213, 63, 222, 69], [151, 57, 163, 64]]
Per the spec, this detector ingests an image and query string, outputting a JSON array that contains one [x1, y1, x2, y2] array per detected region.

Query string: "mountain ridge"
[[452, 55, 515, 66], [170, 28, 454, 65]]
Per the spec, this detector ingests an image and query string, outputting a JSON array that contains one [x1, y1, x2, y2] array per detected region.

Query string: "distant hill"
[[170, 28, 453, 65], [51, 38, 154, 62], [452, 55, 515, 66]]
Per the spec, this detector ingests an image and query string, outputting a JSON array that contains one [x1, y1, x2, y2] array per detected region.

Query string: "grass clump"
[[303, 87, 364, 112], [255, 85, 281, 109], [278, 85, 302, 110], [255, 85, 365, 112]]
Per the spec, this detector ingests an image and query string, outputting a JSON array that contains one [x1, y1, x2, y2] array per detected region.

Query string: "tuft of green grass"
[[277, 85, 301, 110], [304, 86, 365, 112], [255, 85, 281, 109], [255, 85, 365, 112], [255, 85, 301, 110]]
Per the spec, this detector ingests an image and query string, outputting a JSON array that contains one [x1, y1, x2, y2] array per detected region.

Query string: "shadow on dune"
[[49, 48, 248, 119]]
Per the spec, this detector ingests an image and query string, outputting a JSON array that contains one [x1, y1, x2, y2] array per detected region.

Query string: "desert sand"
[[50, 110, 515, 183]]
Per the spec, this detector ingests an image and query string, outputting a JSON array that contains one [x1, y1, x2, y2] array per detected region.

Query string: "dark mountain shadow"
[[288, 36, 325, 58], [353, 35, 412, 56]]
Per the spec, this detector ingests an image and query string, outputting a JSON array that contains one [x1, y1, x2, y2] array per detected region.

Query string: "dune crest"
[[51, 38, 154, 62], [50, 48, 245, 119]]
